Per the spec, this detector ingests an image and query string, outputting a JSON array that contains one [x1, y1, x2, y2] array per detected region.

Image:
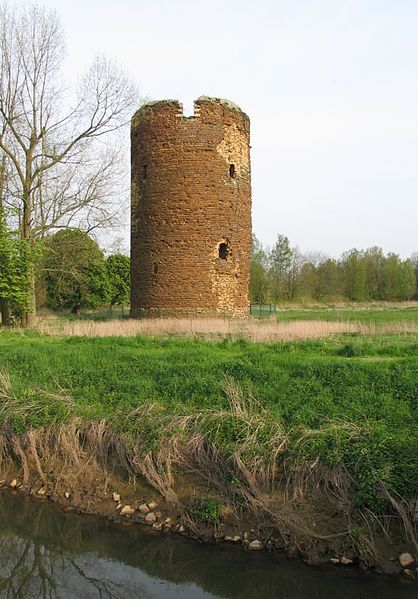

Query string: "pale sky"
[[39, 0, 417, 258]]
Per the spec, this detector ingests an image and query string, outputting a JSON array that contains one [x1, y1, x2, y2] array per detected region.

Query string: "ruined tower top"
[[132, 95, 249, 124], [130, 96, 252, 318]]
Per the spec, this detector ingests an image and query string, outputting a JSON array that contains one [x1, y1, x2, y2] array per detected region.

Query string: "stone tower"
[[130, 96, 252, 318]]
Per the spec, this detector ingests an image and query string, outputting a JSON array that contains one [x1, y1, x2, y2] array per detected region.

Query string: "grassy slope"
[[0, 330, 417, 510]]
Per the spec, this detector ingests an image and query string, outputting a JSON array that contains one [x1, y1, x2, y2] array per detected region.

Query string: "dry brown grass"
[[35, 317, 417, 341]]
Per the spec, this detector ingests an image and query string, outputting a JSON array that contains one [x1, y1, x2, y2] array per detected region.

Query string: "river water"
[[0, 491, 415, 598]]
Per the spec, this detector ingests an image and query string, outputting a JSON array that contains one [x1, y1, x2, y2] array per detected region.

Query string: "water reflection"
[[0, 491, 415, 599]]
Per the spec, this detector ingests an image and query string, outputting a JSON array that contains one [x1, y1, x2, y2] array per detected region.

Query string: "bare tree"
[[0, 2, 138, 324], [0, 152, 11, 324]]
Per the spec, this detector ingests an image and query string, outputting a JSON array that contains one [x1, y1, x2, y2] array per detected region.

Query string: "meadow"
[[276, 305, 418, 324], [0, 313, 417, 514]]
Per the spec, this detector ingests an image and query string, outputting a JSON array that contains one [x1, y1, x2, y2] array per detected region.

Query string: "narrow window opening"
[[219, 242, 229, 260], [142, 165, 148, 181], [229, 164, 236, 179], [153, 262, 158, 275]]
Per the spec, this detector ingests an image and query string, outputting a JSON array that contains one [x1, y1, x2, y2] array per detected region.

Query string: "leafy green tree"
[[105, 253, 130, 307], [317, 259, 342, 299], [381, 254, 415, 300], [0, 153, 37, 323], [41, 230, 110, 313], [299, 261, 316, 299], [287, 247, 305, 300], [411, 252, 418, 299], [300, 256, 342, 301], [339, 249, 368, 301], [0, 213, 35, 323], [268, 235, 306, 301], [249, 235, 269, 303], [400, 259, 416, 300], [268, 234, 292, 302], [251, 233, 416, 305], [363, 246, 385, 300]]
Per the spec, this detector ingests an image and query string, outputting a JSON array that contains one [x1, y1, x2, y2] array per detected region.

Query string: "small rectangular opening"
[[142, 165, 148, 180], [219, 242, 229, 260]]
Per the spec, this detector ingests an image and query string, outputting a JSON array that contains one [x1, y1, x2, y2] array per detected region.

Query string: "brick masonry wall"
[[130, 96, 252, 318]]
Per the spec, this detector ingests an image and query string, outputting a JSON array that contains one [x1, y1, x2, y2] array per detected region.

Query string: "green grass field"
[[0, 328, 417, 511], [276, 306, 418, 324]]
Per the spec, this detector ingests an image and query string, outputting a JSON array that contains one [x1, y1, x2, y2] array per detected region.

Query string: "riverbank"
[[0, 328, 416, 577], [0, 430, 416, 579], [1, 492, 415, 599]]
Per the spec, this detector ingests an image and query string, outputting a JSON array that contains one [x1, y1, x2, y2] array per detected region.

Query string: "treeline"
[[1, 226, 130, 323], [251, 234, 417, 304], [36, 230, 130, 315], [2, 227, 417, 324]]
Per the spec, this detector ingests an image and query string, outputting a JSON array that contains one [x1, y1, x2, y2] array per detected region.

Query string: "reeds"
[[35, 317, 417, 340]]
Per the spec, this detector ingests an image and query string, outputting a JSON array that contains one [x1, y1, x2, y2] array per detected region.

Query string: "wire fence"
[[48, 304, 277, 321], [249, 304, 277, 318]]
